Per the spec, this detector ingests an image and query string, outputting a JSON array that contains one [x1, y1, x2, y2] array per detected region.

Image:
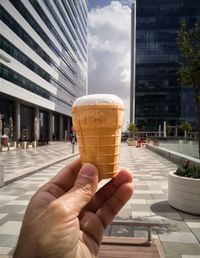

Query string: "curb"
[[4, 152, 79, 186]]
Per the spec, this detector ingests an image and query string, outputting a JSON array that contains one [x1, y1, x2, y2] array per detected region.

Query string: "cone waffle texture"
[[72, 104, 124, 180]]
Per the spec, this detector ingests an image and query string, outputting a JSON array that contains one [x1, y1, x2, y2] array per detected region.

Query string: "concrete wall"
[[146, 144, 200, 166]]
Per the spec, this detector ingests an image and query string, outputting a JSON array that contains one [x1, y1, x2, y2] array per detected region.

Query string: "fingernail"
[[81, 164, 97, 178]]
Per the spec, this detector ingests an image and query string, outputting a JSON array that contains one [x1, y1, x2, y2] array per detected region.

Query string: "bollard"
[[72, 142, 75, 154], [71, 136, 76, 154], [0, 161, 4, 187], [32, 140, 37, 148], [22, 141, 27, 148]]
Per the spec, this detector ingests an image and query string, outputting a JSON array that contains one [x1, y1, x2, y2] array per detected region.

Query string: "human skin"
[[13, 158, 133, 258]]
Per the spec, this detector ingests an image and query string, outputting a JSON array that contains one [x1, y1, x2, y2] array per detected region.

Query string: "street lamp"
[[130, 0, 136, 123]]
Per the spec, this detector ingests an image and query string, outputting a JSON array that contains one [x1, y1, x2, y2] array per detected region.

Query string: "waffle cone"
[[72, 104, 124, 180]]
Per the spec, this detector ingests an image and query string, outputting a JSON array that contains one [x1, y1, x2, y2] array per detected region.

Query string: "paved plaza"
[[0, 142, 200, 257], [0, 141, 78, 184]]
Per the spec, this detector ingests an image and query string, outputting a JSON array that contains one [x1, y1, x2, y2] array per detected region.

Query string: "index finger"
[[85, 168, 133, 212]]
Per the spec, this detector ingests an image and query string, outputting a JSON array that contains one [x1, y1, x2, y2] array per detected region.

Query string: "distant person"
[[13, 158, 133, 258], [71, 132, 77, 144], [52, 134, 56, 141]]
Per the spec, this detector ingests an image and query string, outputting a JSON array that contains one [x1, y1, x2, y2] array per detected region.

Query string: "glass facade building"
[[0, 0, 88, 140], [135, 0, 200, 131]]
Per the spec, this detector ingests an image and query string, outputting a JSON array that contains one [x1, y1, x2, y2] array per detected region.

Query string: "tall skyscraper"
[[0, 0, 88, 140], [134, 0, 199, 131]]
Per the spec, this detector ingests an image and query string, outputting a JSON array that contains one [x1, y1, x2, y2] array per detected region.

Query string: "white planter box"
[[8, 146, 16, 151], [168, 171, 200, 215], [32, 141, 37, 148], [127, 139, 137, 146], [1, 146, 8, 152], [22, 141, 27, 148]]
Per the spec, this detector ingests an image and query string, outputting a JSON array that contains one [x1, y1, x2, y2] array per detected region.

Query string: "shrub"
[[175, 160, 200, 179], [127, 122, 138, 139]]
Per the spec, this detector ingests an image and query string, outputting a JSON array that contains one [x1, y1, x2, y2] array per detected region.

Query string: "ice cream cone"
[[72, 95, 124, 180]]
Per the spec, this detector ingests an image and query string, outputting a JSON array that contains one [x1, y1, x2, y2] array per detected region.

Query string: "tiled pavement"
[[0, 141, 78, 183], [0, 143, 200, 257]]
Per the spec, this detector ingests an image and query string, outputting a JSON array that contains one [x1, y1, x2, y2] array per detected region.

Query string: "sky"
[[87, 1, 132, 130]]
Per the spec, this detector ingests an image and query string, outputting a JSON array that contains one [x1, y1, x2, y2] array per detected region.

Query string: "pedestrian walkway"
[[0, 141, 78, 184], [115, 145, 200, 257], [0, 143, 200, 257]]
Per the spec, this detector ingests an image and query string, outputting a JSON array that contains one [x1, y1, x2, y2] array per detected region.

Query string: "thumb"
[[58, 163, 98, 216]]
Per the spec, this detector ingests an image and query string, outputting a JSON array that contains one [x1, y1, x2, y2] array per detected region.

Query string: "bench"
[[99, 220, 164, 258]]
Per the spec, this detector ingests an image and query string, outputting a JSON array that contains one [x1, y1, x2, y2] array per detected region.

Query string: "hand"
[[13, 158, 133, 258]]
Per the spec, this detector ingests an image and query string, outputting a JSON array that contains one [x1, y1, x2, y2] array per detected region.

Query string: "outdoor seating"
[[99, 220, 164, 258]]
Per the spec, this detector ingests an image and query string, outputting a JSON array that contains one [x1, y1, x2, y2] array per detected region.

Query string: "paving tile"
[[163, 219, 192, 233], [0, 206, 26, 214], [0, 143, 200, 257], [129, 199, 147, 204], [110, 225, 133, 237], [0, 247, 12, 255], [0, 214, 7, 220], [189, 228, 200, 242], [0, 222, 22, 235], [151, 194, 167, 199], [0, 196, 18, 201], [159, 232, 198, 243], [3, 213, 24, 222], [132, 211, 152, 218], [133, 194, 153, 199], [0, 235, 18, 247], [16, 195, 32, 200], [162, 242, 200, 256], [131, 204, 151, 212], [186, 222, 200, 228], [7, 200, 29, 206]]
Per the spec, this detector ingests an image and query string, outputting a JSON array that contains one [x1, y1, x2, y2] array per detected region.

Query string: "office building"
[[134, 0, 199, 131], [0, 0, 88, 141]]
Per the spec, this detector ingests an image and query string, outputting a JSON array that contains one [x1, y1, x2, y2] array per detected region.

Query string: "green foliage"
[[127, 122, 138, 138], [166, 122, 171, 134], [175, 161, 200, 179], [127, 122, 138, 133], [181, 121, 192, 132], [177, 18, 200, 158], [177, 18, 200, 98]]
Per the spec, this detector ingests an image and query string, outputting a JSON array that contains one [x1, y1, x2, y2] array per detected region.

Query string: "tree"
[[177, 19, 200, 158], [127, 122, 138, 139], [166, 122, 172, 136], [182, 121, 192, 139]]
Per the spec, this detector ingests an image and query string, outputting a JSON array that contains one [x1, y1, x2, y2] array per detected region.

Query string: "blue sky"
[[88, 0, 111, 9], [88, 0, 132, 10]]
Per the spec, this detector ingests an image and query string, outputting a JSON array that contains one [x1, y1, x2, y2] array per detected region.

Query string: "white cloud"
[[88, 1, 131, 130]]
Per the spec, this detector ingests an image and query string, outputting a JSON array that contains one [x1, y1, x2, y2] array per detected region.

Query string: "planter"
[[126, 138, 137, 146], [12, 141, 17, 148], [22, 141, 27, 148], [32, 140, 37, 148], [1, 146, 8, 152], [168, 171, 200, 215]]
